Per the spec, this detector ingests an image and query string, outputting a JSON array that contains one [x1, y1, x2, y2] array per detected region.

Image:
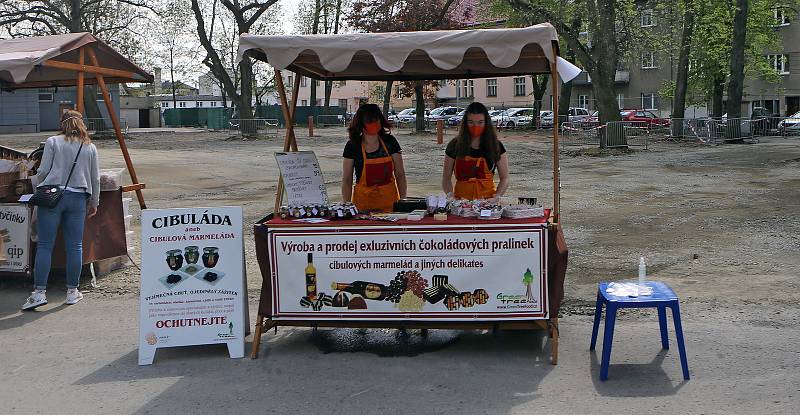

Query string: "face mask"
[[468, 125, 485, 138], [363, 121, 382, 135]]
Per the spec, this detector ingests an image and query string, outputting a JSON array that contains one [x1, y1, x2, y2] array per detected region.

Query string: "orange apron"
[[352, 139, 400, 213], [454, 155, 496, 199]]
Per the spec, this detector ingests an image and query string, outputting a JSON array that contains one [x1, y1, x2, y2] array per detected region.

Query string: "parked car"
[[619, 109, 671, 127], [447, 110, 466, 126], [497, 107, 534, 128], [395, 108, 429, 124], [489, 109, 507, 126], [567, 107, 592, 123], [538, 110, 554, 127], [778, 110, 800, 134], [427, 106, 463, 122]]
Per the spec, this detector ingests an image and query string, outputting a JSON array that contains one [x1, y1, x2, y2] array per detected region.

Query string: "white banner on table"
[[267, 223, 548, 321], [0, 204, 31, 273], [275, 151, 328, 205], [138, 207, 246, 365]]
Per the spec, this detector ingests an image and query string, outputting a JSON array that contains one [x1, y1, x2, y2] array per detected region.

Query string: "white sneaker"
[[65, 289, 83, 305], [22, 291, 47, 310]]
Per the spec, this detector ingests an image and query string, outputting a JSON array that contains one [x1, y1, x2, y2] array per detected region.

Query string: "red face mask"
[[468, 125, 485, 138], [363, 121, 382, 135]]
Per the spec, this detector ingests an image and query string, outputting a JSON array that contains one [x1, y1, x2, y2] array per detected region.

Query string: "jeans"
[[34, 191, 89, 290]]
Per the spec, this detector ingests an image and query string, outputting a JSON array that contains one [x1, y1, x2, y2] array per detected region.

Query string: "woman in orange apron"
[[442, 102, 509, 200], [342, 104, 407, 212]]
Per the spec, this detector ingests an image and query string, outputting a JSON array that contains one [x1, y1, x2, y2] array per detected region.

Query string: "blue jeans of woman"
[[33, 191, 88, 290]]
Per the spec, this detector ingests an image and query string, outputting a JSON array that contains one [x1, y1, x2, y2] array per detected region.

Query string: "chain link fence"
[[228, 118, 279, 139]]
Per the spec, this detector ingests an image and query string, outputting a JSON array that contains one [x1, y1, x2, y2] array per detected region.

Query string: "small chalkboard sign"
[[275, 151, 328, 205]]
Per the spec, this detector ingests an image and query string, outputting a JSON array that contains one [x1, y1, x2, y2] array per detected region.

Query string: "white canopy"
[[238, 23, 581, 82]]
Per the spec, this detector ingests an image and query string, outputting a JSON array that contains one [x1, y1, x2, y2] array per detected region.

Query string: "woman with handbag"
[[22, 110, 100, 310]]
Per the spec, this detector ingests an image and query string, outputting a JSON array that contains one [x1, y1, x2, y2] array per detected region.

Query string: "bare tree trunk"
[[672, 0, 694, 137], [383, 80, 394, 117], [415, 82, 426, 132], [170, 49, 177, 110], [531, 75, 548, 129], [725, 0, 748, 120]]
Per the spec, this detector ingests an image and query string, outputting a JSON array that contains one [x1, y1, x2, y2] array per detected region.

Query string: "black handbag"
[[29, 143, 83, 209]]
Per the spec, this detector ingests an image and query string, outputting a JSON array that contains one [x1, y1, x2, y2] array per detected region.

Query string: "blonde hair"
[[60, 110, 91, 144]]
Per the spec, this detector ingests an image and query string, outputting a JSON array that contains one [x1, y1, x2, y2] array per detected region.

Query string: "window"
[[300, 77, 308, 87], [338, 99, 348, 108], [768, 54, 790, 75], [197, 101, 203, 107], [641, 93, 657, 110], [641, 9, 655, 27], [396, 86, 403, 100], [162, 102, 169, 108], [314, 79, 320, 86], [301, 99, 308, 106], [287, 75, 293, 86], [617, 93, 625, 109], [578, 95, 589, 109], [774, 8, 790, 26], [37, 88, 54, 102], [641, 51, 657, 69], [179, 102, 186, 108], [485, 79, 497, 97], [461, 80, 474, 98], [211, 101, 217, 107], [513, 77, 526, 96]]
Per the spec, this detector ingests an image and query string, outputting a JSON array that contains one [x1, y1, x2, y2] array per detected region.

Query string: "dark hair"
[[452, 102, 500, 164], [347, 103, 392, 144]]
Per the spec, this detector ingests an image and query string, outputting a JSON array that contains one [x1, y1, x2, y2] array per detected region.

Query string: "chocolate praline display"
[[203, 272, 218, 282], [166, 274, 182, 284], [347, 296, 368, 309]]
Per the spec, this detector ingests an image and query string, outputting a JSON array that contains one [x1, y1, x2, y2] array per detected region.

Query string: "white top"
[[35, 135, 101, 208]]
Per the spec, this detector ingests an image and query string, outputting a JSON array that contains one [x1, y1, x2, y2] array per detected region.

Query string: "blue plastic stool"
[[590, 281, 690, 381]]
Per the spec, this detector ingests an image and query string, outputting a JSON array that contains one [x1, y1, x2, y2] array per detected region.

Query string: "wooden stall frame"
[[20, 43, 148, 209], [249, 38, 564, 365]]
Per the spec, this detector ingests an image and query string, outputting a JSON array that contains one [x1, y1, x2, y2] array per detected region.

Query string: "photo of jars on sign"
[[297, 262, 488, 312], [159, 245, 223, 289]]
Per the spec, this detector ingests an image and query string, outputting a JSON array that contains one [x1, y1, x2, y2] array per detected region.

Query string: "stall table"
[[253, 214, 568, 363]]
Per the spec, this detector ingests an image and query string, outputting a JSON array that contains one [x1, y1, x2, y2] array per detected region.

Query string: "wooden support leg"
[[250, 314, 265, 359], [550, 317, 559, 365]]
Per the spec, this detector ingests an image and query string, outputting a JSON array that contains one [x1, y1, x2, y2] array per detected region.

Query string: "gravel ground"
[[1, 127, 799, 413]]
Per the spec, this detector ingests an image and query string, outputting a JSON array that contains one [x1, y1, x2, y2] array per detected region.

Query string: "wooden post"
[[85, 47, 147, 209], [273, 70, 300, 214], [250, 314, 264, 358], [550, 317, 559, 365], [550, 42, 561, 223], [76, 47, 85, 114], [308, 115, 314, 137], [436, 120, 444, 144]]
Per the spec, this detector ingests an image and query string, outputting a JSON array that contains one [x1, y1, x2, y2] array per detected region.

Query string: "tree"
[[531, 75, 549, 129], [671, 0, 694, 136], [190, 0, 281, 123], [348, 0, 470, 131], [726, 0, 748, 119], [502, 0, 628, 131], [150, 0, 198, 110]]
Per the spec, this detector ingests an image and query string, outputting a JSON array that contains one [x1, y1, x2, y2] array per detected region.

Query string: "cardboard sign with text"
[[274, 151, 328, 205], [139, 207, 246, 365]]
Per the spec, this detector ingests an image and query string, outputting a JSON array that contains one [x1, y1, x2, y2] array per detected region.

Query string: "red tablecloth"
[[253, 211, 568, 318]]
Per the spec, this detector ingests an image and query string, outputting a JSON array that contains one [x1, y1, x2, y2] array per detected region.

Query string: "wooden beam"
[[273, 70, 296, 214], [550, 42, 561, 223], [76, 47, 85, 114], [41, 59, 143, 81], [121, 183, 146, 192], [86, 47, 147, 210]]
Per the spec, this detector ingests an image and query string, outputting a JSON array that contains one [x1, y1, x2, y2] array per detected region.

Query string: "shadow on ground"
[[74, 328, 555, 414]]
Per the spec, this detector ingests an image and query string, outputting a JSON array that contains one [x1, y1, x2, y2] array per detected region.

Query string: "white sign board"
[[275, 151, 328, 205], [267, 223, 548, 321], [139, 207, 246, 365], [0, 204, 31, 273]]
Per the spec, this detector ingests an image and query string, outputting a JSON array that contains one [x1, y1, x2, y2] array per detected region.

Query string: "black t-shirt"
[[445, 139, 506, 172], [343, 134, 402, 183]]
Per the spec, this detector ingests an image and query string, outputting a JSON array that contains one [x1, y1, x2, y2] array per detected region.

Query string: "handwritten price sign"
[[275, 151, 328, 206]]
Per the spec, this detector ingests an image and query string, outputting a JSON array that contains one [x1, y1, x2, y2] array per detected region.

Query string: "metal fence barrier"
[[229, 118, 279, 139], [84, 117, 128, 134], [560, 121, 601, 146], [316, 114, 346, 127]]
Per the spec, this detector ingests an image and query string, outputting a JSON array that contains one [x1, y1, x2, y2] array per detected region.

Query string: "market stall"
[[0, 33, 151, 276], [238, 23, 580, 363]]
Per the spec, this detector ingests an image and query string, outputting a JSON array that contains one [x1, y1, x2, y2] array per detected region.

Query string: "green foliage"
[[523, 268, 534, 285]]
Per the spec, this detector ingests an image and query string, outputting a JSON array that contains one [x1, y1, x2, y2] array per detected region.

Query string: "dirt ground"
[[1, 127, 799, 413]]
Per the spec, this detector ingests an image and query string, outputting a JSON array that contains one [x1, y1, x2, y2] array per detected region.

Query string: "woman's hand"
[[86, 206, 97, 218]]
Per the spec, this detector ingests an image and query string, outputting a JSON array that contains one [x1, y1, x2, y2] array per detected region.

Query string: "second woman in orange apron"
[[442, 102, 509, 200], [342, 104, 407, 212]]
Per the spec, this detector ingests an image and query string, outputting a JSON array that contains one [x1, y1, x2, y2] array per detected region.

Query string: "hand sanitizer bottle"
[[638, 256, 647, 295]]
